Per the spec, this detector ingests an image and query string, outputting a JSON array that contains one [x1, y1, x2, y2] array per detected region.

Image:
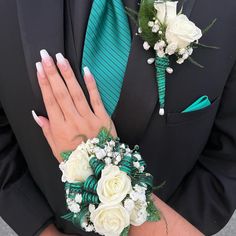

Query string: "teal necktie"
[[81, 0, 131, 116]]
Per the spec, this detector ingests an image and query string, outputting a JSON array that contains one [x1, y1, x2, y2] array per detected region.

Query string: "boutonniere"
[[127, 0, 218, 115]]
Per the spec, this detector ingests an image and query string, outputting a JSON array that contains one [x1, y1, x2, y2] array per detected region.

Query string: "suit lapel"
[[16, 0, 65, 113], [64, 0, 93, 101], [112, 0, 157, 145], [183, 0, 196, 17]]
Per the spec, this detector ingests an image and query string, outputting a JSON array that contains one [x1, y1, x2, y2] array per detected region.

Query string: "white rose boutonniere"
[[97, 165, 132, 205], [59, 147, 93, 183], [90, 204, 130, 236], [126, 0, 218, 116]]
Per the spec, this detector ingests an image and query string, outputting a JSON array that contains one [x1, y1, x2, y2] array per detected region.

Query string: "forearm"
[[130, 195, 203, 236]]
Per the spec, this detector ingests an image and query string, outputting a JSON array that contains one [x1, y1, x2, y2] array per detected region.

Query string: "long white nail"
[[56, 53, 68, 70], [32, 110, 43, 127], [83, 66, 91, 76], [35, 62, 45, 78], [56, 53, 65, 63], [40, 49, 52, 66], [40, 49, 50, 60]]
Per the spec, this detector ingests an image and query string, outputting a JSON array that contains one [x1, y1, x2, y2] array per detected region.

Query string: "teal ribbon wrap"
[[155, 56, 170, 116]]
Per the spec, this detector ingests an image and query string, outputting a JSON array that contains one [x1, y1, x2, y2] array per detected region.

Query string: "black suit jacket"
[[0, 0, 236, 235]]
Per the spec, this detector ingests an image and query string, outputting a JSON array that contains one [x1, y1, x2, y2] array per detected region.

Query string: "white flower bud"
[[179, 48, 186, 55], [95, 149, 107, 159], [182, 52, 189, 60], [148, 21, 154, 27], [188, 47, 193, 55], [75, 194, 82, 203], [165, 43, 178, 55], [152, 25, 159, 33], [176, 58, 185, 64], [143, 41, 150, 50]]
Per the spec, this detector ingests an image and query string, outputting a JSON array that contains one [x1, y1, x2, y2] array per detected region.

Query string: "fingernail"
[[83, 66, 92, 77], [35, 62, 46, 78], [56, 53, 68, 70], [40, 49, 52, 66], [32, 110, 43, 127]]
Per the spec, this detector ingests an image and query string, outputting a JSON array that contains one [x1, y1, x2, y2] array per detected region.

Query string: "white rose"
[[90, 204, 130, 236], [97, 165, 132, 205], [166, 14, 202, 49], [59, 147, 93, 183], [130, 200, 148, 226], [154, 1, 178, 24]]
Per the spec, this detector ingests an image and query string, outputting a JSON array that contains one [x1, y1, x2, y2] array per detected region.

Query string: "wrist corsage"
[[59, 128, 161, 236]]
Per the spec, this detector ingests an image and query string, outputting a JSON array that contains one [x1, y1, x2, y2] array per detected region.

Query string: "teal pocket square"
[[182, 96, 211, 113]]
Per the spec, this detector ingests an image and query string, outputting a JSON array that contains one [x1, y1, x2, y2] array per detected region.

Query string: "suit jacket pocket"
[[166, 96, 221, 125]]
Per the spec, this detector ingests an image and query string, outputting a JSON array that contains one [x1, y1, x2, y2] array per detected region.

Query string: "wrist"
[[39, 224, 62, 236]]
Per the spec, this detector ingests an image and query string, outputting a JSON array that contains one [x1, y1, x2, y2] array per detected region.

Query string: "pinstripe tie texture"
[[81, 0, 131, 116]]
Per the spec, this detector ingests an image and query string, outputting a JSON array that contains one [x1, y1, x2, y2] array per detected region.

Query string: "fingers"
[[36, 62, 64, 123], [55, 53, 92, 118], [83, 67, 108, 118], [39, 50, 78, 120]]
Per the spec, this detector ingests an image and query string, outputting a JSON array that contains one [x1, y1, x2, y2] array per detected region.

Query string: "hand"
[[33, 50, 117, 162]]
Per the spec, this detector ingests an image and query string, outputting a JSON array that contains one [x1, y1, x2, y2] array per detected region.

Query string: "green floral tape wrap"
[[155, 56, 169, 115]]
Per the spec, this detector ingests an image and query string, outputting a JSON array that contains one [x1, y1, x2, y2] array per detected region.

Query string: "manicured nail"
[[56, 53, 68, 69], [32, 110, 43, 127], [83, 67, 94, 83], [83, 66, 92, 77], [35, 62, 46, 78], [40, 49, 52, 66]]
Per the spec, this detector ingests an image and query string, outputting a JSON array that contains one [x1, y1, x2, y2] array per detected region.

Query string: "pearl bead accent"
[[147, 58, 155, 64], [166, 67, 173, 74], [159, 108, 165, 116]]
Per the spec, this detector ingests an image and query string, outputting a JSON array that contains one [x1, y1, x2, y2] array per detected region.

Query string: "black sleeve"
[[168, 62, 236, 235], [0, 103, 54, 236]]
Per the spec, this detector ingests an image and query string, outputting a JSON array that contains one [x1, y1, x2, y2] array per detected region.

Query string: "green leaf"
[[188, 56, 204, 69], [202, 18, 217, 35], [120, 226, 130, 236], [60, 151, 73, 161], [97, 126, 113, 144], [194, 42, 220, 50], [146, 199, 161, 222], [138, 0, 162, 47]]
